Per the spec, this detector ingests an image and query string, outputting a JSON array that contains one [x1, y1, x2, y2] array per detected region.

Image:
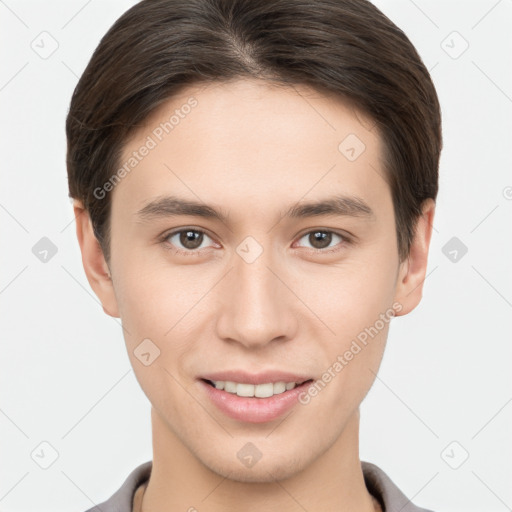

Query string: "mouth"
[[201, 378, 314, 398], [199, 377, 315, 423]]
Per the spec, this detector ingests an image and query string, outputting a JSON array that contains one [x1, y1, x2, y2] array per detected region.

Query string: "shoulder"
[[362, 461, 438, 512], [82, 461, 152, 512], [81, 459, 439, 512]]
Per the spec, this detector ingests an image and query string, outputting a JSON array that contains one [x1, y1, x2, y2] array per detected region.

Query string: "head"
[[67, 0, 441, 482]]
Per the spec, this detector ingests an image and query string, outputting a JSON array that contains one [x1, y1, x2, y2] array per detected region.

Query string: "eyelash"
[[159, 227, 351, 257]]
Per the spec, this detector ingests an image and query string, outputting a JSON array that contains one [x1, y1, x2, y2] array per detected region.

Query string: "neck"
[[142, 407, 377, 512]]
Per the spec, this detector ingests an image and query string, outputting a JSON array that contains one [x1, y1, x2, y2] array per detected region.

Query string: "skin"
[[74, 78, 435, 512]]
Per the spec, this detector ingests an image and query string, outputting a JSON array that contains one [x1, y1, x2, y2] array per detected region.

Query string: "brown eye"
[[296, 230, 347, 252], [309, 231, 332, 249], [165, 229, 215, 253], [179, 230, 203, 249]]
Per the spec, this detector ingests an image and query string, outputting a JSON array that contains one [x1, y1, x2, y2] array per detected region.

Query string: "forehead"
[[112, 79, 389, 222]]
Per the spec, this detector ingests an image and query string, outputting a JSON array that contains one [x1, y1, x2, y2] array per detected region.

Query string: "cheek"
[[113, 258, 210, 382], [308, 254, 398, 339], [301, 316, 391, 429], [297, 243, 398, 402], [113, 251, 190, 330], [316, 245, 398, 407]]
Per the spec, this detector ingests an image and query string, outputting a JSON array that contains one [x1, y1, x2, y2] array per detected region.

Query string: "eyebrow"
[[135, 194, 375, 224]]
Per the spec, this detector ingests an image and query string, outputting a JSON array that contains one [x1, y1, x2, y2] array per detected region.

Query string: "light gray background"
[[1, 1, 511, 511]]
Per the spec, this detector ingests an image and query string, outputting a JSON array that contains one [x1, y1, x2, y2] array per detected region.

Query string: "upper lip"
[[200, 370, 313, 385]]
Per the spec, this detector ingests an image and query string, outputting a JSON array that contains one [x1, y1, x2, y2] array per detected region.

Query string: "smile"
[[200, 377, 315, 423], [204, 379, 311, 398]]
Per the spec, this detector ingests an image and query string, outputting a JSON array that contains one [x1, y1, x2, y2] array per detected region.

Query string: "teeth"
[[224, 381, 237, 393], [254, 383, 274, 398], [210, 380, 300, 397], [273, 381, 286, 394]]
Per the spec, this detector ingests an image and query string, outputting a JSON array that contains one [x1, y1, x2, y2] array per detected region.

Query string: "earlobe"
[[393, 199, 436, 316], [73, 200, 120, 318]]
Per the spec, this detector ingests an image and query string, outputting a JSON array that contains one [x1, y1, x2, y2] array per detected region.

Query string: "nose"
[[215, 245, 298, 349]]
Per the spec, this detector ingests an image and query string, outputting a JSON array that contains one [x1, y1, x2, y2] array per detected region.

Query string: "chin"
[[201, 450, 307, 484]]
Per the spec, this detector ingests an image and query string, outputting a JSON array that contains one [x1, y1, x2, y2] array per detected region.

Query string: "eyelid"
[[293, 229, 352, 252], [159, 227, 218, 253], [159, 226, 352, 255], [295, 227, 353, 241]]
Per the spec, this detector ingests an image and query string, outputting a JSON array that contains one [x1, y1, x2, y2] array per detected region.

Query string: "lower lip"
[[199, 379, 312, 423]]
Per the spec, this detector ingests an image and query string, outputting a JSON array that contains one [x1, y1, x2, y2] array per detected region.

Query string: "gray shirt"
[[84, 460, 436, 512]]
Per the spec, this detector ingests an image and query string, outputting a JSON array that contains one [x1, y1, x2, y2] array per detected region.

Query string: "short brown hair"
[[66, 0, 442, 263]]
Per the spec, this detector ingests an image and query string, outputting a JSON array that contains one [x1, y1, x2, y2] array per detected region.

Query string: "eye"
[[162, 228, 217, 255], [294, 230, 349, 253], [160, 227, 350, 257]]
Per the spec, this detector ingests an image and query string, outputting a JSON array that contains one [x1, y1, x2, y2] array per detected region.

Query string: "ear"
[[73, 200, 120, 318], [393, 198, 436, 316]]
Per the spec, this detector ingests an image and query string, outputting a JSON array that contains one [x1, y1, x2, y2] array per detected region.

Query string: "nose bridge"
[[216, 237, 295, 347]]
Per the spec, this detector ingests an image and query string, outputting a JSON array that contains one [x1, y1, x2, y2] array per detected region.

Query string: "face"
[[78, 79, 432, 483]]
